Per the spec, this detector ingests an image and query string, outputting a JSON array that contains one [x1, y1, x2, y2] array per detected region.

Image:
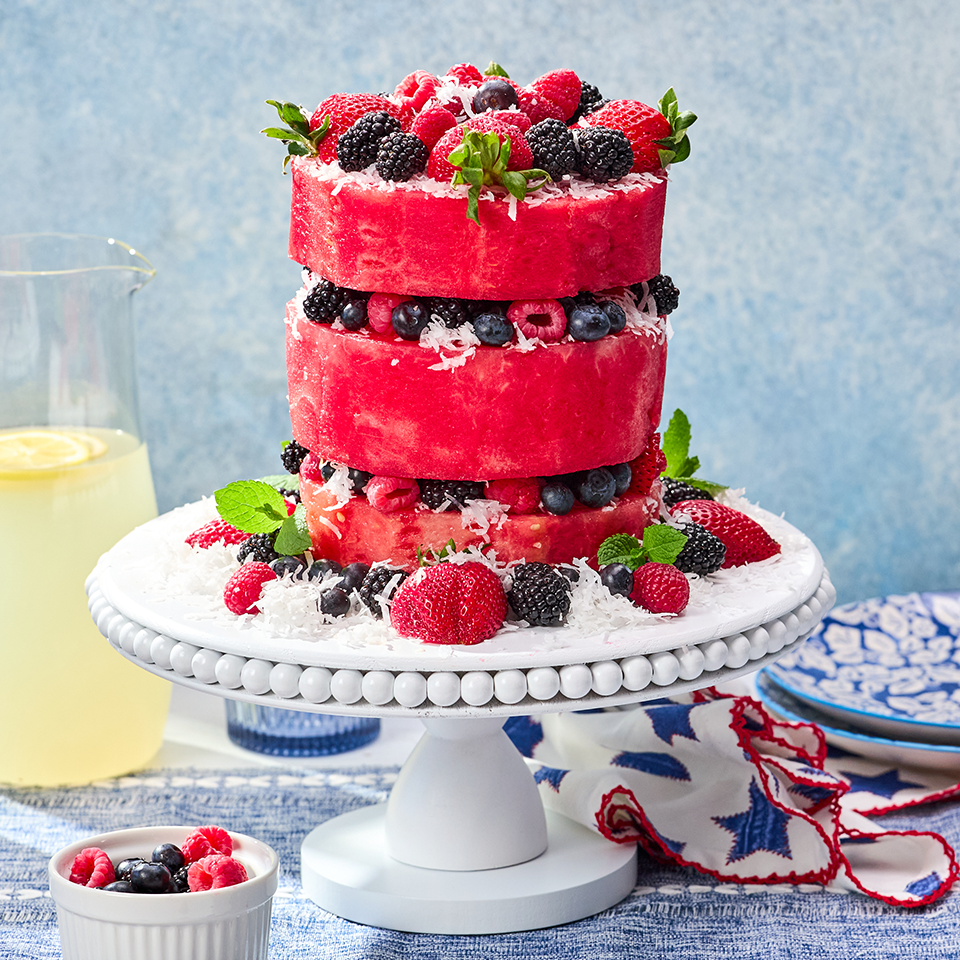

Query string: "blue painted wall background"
[[2, 0, 958, 605]]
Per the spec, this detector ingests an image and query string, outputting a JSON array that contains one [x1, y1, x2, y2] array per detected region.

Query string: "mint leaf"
[[597, 533, 645, 570], [677, 476, 727, 496], [274, 503, 311, 556], [662, 409, 692, 478], [642, 525, 688, 565], [258, 473, 300, 493], [215, 480, 289, 534]]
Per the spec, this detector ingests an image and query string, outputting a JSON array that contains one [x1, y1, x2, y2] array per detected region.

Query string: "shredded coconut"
[[459, 498, 509, 536], [320, 464, 354, 511]]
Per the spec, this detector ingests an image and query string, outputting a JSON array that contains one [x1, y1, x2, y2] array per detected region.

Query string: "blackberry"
[[281, 440, 309, 474], [570, 82, 607, 122], [359, 566, 409, 618], [575, 127, 633, 182], [428, 297, 469, 329], [277, 487, 300, 503], [419, 479, 485, 511], [508, 563, 571, 627], [376, 131, 429, 181], [337, 111, 402, 172], [661, 476, 714, 508], [237, 532, 279, 564], [526, 119, 577, 180], [464, 299, 507, 318], [646, 274, 680, 315], [673, 521, 726, 576], [303, 278, 349, 324]]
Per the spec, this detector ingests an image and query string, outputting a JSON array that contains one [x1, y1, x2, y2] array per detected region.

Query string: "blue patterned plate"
[[765, 592, 960, 745], [756, 671, 960, 771]]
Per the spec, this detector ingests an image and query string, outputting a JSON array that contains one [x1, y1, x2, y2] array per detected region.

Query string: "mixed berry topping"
[[507, 562, 572, 627], [574, 126, 634, 183], [336, 110, 402, 172], [376, 131, 430, 181], [359, 566, 410, 618]]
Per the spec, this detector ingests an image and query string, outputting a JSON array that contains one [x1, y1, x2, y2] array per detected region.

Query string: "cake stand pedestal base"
[[300, 715, 638, 933], [301, 806, 637, 935]]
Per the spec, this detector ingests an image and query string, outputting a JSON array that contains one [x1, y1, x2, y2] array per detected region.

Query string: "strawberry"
[[526, 69, 581, 121], [580, 99, 672, 173], [484, 477, 540, 514], [390, 561, 507, 645], [223, 562, 277, 615], [187, 854, 248, 891], [517, 87, 566, 124], [410, 104, 459, 149], [671, 500, 781, 568], [630, 562, 690, 614], [628, 433, 666, 496], [185, 518, 247, 549], [69, 847, 115, 888], [427, 125, 466, 182], [309, 93, 404, 163], [366, 476, 420, 513], [181, 825, 233, 862], [474, 109, 532, 133], [465, 116, 534, 171]]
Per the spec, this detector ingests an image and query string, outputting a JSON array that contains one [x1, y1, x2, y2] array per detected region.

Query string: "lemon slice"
[[0, 430, 101, 473]]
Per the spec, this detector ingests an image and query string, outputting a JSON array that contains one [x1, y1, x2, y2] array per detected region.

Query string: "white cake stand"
[[86, 504, 834, 935]]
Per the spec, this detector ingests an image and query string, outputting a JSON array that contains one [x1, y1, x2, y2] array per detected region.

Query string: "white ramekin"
[[48, 825, 279, 960]]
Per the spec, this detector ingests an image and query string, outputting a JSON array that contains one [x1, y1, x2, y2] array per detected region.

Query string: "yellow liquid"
[[0, 427, 171, 786]]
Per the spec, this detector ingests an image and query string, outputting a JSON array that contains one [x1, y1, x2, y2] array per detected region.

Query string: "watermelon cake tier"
[[301, 476, 662, 568], [289, 160, 667, 300], [286, 299, 668, 481]]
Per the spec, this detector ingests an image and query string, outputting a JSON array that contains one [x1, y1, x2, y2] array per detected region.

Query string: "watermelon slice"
[[286, 302, 668, 481], [289, 159, 667, 300], [301, 476, 662, 568]]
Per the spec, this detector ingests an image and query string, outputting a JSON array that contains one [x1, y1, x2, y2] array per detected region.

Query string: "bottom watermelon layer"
[[301, 478, 662, 568]]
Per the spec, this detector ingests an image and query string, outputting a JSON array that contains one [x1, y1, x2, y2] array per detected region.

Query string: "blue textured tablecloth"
[[2, 765, 959, 959]]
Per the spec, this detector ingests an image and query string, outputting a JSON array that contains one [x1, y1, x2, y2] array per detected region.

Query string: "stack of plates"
[[758, 591, 960, 771]]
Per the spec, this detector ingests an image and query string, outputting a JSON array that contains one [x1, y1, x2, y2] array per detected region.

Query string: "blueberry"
[[572, 467, 617, 507], [115, 858, 145, 881], [101, 880, 136, 893], [473, 312, 514, 346], [320, 460, 336, 482], [130, 860, 174, 894], [172, 865, 191, 893], [568, 304, 611, 342], [270, 556, 306, 579], [347, 467, 373, 493], [319, 586, 351, 617], [557, 564, 580, 583], [472, 78, 519, 113], [599, 300, 626, 333], [600, 563, 634, 597], [392, 300, 431, 340], [540, 482, 575, 516], [151, 842, 185, 875], [307, 559, 343, 581], [337, 562, 370, 592], [606, 462, 632, 497], [340, 299, 368, 331]]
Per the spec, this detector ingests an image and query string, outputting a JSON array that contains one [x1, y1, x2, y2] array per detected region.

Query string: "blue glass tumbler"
[[225, 701, 380, 757]]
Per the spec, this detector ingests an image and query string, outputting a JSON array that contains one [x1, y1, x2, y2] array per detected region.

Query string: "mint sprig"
[[448, 130, 550, 224], [262, 100, 330, 172], [661, 408, 727, 496], [655, 89, 697, 168], [215, 479, 312, 556], [597, 525, 688, 571]]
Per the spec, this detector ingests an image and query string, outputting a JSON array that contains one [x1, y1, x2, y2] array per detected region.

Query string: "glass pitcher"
[[0, 233, 171, 786]]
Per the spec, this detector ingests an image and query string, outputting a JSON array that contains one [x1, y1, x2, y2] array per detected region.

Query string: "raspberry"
[[185, 519, 247, 549], [630, 562, 690, 614], [526, 118, 578, 181], [507, 299, 567, 342], [69, 847, 115, 888], [484, 478, 540, 514], [427, 125, 465, 181], [367, 293, 414, 333], [410, 104, 458, 149], [187, 854, 248, 891], [393, 70, 440, 112], [376, 132, 429, 182], [223, 562, 277, 615], [366, 475, 420, 513], [390, 561, 507, 645], [309, 93, 404, 163], [671, 500, 782, 568], [336, 110, 402, 172], [628, 433, 665, 496], [517, 88, 567, 124], [465, 116, 533, 171], [508, 562, 572, 627], [299, 451, 324, 482], [359, 566, 410, 617], [581, 99, 673, 173], [526, 69, 582, 121], [574, 126, 634, 182], [181, 825, 234, 863], [444, 63, 484, 86]]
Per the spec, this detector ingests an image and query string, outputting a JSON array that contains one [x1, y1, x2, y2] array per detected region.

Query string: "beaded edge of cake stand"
[[86, 572, 835, 717]]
